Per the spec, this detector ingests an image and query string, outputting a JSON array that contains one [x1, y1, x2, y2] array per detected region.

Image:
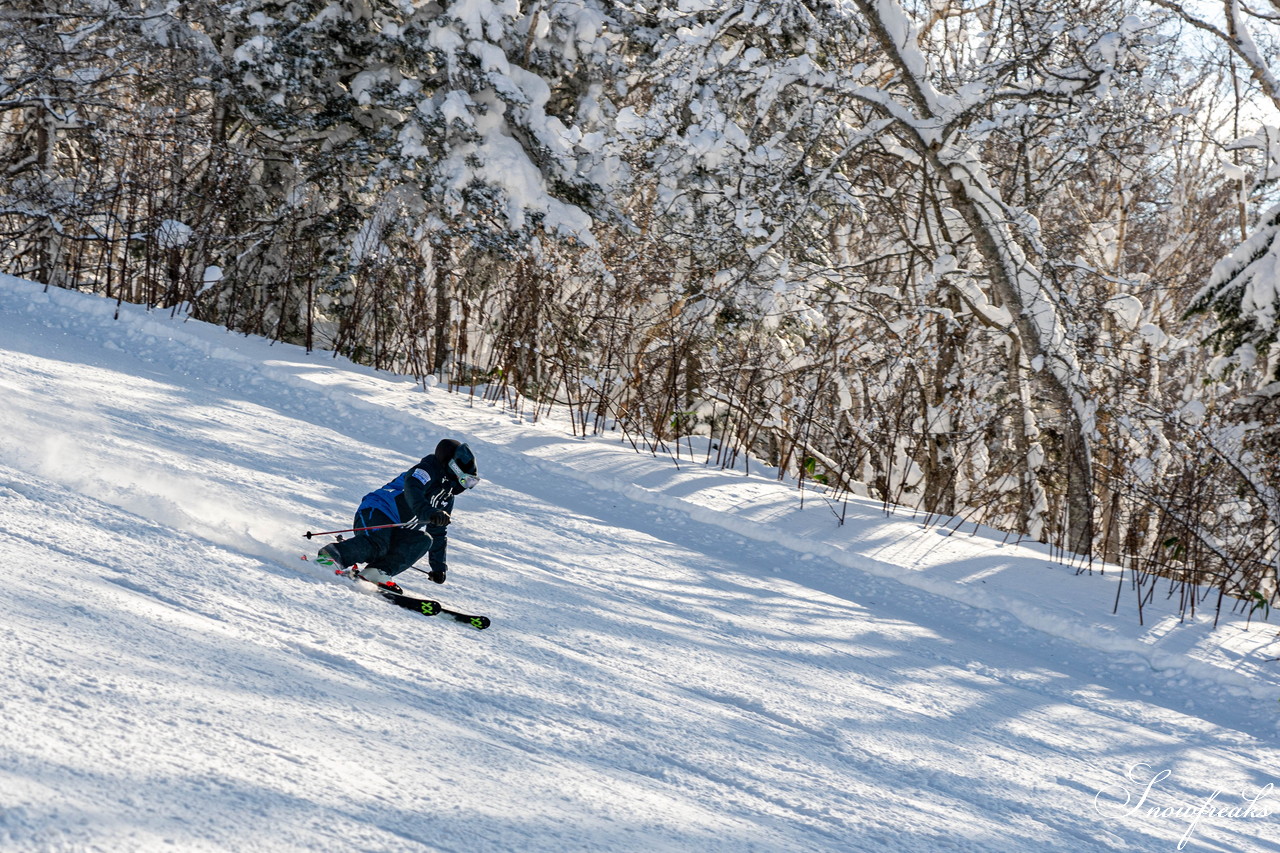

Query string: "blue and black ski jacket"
[[361, 454, 461, 526]]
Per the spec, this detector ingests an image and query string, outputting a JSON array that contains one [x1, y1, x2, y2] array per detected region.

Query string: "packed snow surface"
[[2, 274, 1279, 852]]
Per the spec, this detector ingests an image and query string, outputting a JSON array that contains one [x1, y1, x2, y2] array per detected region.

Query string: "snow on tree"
[[219, 0, 621, 248], [1193, 203, 1280, 393], [152, 0, 629, 361], [1161, 0, 1280, 398], [606, 0, 1184, 552]]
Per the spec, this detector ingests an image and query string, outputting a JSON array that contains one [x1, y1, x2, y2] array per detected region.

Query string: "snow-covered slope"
[[2, 274, 1278, 853]]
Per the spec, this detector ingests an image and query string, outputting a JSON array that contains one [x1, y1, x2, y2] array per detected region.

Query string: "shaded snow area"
[[2, 274, 1279, 853]]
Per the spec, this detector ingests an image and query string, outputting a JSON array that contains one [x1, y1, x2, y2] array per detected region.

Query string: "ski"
[[306, 554, 490, 629], [378, 588, 491, 630]]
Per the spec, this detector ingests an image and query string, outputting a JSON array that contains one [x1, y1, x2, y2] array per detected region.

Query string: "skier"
[[315, 439, 480, 594]]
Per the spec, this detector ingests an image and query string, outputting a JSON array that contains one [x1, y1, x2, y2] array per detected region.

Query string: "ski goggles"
[[449, 443, 480, 489]]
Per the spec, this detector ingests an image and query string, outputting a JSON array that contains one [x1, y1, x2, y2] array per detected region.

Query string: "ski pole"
[[303, 522, 408, 539]]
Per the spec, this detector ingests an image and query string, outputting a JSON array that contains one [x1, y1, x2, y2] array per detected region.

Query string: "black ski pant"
[[330, 507, 434, 578]]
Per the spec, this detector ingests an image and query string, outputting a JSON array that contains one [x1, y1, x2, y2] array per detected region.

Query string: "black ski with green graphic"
[[378, 588, 491, 630], [307, 553, 491, 630]]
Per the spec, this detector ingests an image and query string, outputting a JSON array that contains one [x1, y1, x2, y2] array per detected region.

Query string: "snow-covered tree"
[[614, 0, 1178, 553], [0, 0, 136, 287], [1194, 204, 1280, 392], [1154, 0, 1280, 396], [195, 0, 627, 356], [0, 0, 226, 305]]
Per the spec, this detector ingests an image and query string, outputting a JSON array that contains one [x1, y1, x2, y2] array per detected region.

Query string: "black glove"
[[428, 569, 447, 584], [405, 512, 448, 531]]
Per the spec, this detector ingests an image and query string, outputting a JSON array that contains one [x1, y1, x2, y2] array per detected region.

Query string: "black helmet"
[[434, 438, 461, 464], [435, 438, 479, 488]]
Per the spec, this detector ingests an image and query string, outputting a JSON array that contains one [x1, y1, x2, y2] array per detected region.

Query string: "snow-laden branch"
[[849, 0, 1094, 429], [1145, 0, 1280, 110]]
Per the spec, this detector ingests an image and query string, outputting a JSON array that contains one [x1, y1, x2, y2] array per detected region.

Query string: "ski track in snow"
[[1, 274, 1279, 852]]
